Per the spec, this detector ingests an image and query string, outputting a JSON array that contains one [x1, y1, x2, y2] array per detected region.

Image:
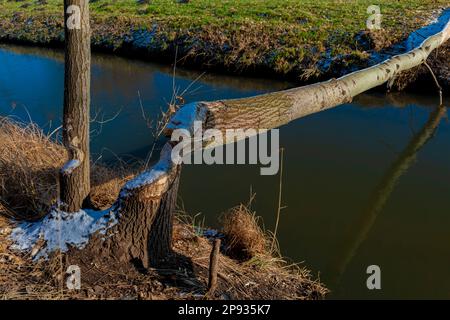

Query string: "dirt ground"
[[0, 211, 327, 300]]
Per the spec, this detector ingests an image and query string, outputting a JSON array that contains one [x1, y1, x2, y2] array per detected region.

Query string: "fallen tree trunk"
[[166, 18, 450, 136]]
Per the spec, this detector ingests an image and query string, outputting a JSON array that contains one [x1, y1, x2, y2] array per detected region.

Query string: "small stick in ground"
[[207, 239, 221, 297], [271, 147, 285, 252], [423, 61, 443, 105]]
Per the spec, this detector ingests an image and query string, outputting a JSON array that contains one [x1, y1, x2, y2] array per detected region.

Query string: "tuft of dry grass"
[[0, 118, 66, 220], [221, 204, 268, 261], [174, 210, 328, 300], [89, 164, 136, 210], [0, 117, 137, 220]]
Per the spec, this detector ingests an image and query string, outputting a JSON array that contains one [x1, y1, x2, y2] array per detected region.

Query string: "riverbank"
[[0, 118, 326, 300], [1, 1, 449, 87]]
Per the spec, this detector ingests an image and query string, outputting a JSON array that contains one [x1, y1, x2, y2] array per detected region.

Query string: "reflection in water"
[[327, 105, 448, 288], [0, 44, 291, 161], [1, 44, 291, 93]]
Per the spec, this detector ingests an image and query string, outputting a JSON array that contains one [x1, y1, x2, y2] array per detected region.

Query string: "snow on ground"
[[10, 208, 118, 260], [369, 8, 450, 65], [406, 8, 450, 50]]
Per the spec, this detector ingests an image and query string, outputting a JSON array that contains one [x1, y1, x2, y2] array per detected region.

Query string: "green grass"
[[3, 0, 446, 33], [0, 0, 448, 78]]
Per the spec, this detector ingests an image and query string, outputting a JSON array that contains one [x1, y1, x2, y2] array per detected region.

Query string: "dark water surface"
[[1, 44, 449, 299]]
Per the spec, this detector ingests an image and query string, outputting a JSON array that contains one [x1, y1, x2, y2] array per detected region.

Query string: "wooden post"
[[207, 239, 221, 297], [60, 0, 91, 212]]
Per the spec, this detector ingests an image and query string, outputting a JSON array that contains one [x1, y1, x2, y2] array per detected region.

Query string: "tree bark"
[[60, 0, 91, 213], [106, 144, 181, 268], [147, 169, 180, 265]]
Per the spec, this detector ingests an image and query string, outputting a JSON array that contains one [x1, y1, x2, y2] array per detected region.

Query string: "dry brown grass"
[[221, 204, 268, 261], [174, 208, 327, 300], [0, 213, 64, 299], [0, 117, 327, 300], [0, 118, 136, 220], [173, 191, 327, 298], [89, 164, 136, 210], [0, 118, 66, 220], [0, 208, 327, 300], [390, 43, 450, 91]]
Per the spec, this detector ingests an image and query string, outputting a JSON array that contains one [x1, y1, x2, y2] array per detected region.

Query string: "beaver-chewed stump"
[[76, 145, 181, 270]]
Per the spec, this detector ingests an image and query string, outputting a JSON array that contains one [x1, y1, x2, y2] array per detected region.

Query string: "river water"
[[1, 44, 449, 299]]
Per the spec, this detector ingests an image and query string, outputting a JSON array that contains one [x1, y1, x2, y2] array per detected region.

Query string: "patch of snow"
[[10, 208, 117, 260], [61, 159, 80, 175], [369, 8, 450, 65], [202, 228, 224, 239], [121, 143, 173, 194], [166, 102, 207, 133], [319, 9, 450, 71], [129, 24, 158, 49], [406, 8, 450, 50]]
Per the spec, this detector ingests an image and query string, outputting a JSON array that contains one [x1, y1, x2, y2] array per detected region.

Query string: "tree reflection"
[[326, 104, 447, 288]]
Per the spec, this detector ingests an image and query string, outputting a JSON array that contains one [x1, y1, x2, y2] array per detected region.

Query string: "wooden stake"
[[207, 239, 221, 297]]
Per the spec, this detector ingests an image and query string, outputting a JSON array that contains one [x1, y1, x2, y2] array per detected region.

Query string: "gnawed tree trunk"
[[60, 0, 91, 212], [105, 145, 181, 268], [147, 169, 180, 265]]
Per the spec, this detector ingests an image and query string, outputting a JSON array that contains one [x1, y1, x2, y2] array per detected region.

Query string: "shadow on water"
[[0, 44, 292, 92]]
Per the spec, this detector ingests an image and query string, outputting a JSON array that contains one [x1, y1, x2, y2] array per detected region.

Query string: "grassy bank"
[[0, 0, 448, 81]]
